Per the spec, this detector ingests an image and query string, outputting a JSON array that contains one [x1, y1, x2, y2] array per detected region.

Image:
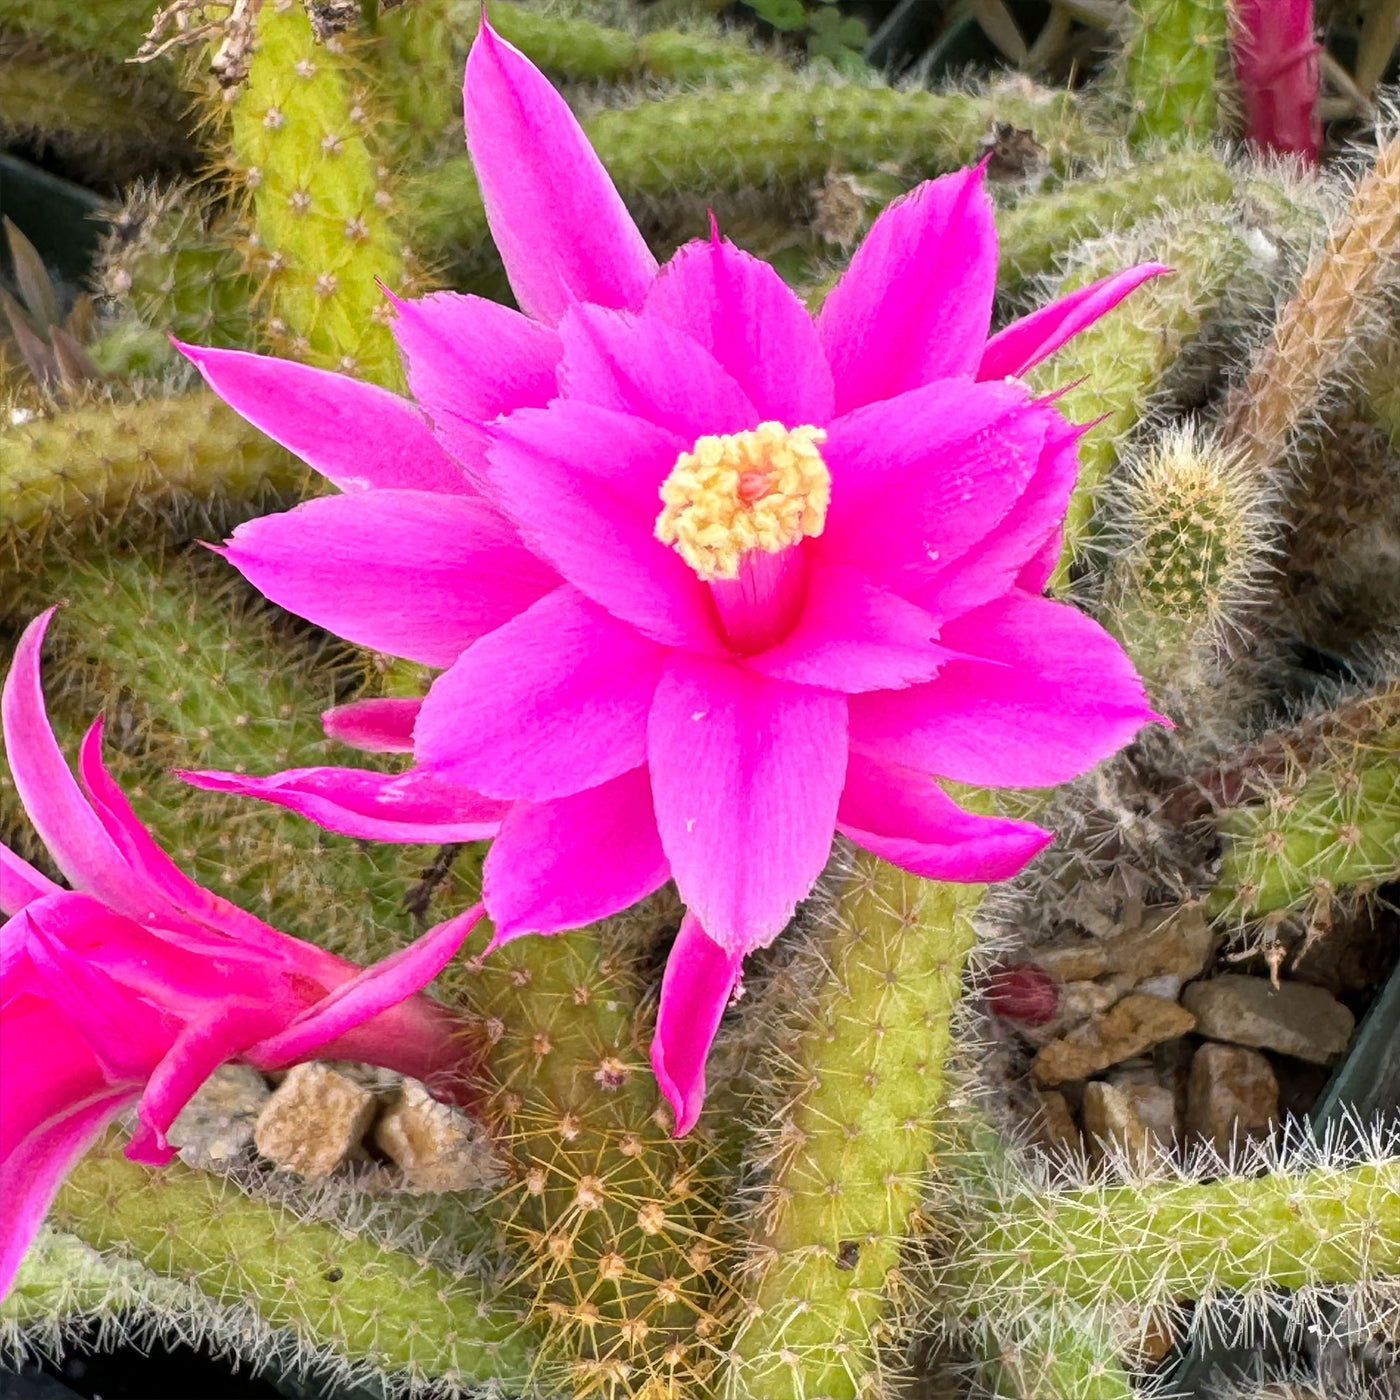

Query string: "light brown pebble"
[[373, 1078, 504, 1193], [254, 1062, 376, 1179], [1185, 1042, 1280, 1155], [1182, 975, 1354, 1065], [1031, 994, 1196, 1085]]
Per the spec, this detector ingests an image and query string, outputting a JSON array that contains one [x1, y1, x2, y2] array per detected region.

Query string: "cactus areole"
[[174, 19, 1165, 1137]]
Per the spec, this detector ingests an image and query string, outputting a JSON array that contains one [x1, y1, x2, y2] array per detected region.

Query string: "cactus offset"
[[1121, 0, 1228, 146]]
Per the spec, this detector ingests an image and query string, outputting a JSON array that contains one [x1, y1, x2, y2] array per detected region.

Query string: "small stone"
[[1082, 1082, 1157, 1165], [168, 1063, 269, 1169], [1135, 973, 1182, 1001], [1055, 980, 1121, 1026], [1115, 1080, 1178, 1148], [1030, 1089, 1082, 1155], [373, 1078, 505, 1193], [1185, 1043, 1279, 1154], [1032, 904, 1215, 988], [1182, 975, 1355, 1065], [1032, 994, 1196, 1085], [254, 1062, 376, 1179]]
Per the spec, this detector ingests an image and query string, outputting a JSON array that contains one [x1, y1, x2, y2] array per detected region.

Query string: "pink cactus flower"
[[0, 611, 486, 1299], [176, 21, 1165, 1137], [1231, 0, 1322, 162]]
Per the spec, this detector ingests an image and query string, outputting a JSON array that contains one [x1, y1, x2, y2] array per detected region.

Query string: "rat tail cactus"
[[3, 2, 1400, 1397]]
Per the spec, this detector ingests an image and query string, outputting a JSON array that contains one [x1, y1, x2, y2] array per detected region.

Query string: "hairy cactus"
[[97, 184, 257, 351], [720, 856, 979, 1400], [41, 1134, 539, 1392], [225, 0, 408, 384], [1121, 0, 1228, 147], [444, 914, 732, 1399], [0, 393, 306, 559]]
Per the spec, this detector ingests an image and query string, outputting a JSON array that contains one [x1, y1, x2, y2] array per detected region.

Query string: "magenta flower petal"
[[247, 904, 485, 1071], [177, 341, 474, 495], [386, 289, 561, 478], [464, 19, 656, 324], [486, 403, 722, 652], [837, 753, 1052, 881], [416, 588, 665, 800], [644, 232, 835, 425], [220, 490, 558, 668], [650, 913, 743, 1137], [849, 591, 1159, 787], [3, 612, 181, 926], [648, 655, 847, 951], [813, 380, 1044, 595], [178, 764, 507, 843], [483, 769, 670, 941], [322, 698, 421, 754], [818, 166, 997, 414], [127, 998, 287, 1161], [558, 303, 758, 441], [909, 415, 1084, 619], [0, 1079, 137, 1300], [977, 264, 1169, 381], [747, 564, 954, 693], [1, 846, 60, 916]]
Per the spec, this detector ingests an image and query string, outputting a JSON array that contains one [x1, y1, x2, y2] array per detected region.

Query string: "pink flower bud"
[[985, 962, 1061, 1026], [1231, 0, 1322, 163]]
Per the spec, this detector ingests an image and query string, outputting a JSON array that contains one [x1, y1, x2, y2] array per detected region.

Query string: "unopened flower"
[[0, 610, 484, 1299], [178, 22, 1164, 1136], [1230, 0, 1321, 163]]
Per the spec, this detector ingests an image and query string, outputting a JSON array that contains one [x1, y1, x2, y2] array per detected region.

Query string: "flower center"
[[655, 422, 830, 582]]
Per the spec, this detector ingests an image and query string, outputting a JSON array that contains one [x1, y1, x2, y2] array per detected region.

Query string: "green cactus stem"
[[720, 854, 980, 1400], [97, 184, 257, 350], [0, 40, 194, 185], [995, 149, 1234, 293], [445, 913, 732, 1399], [1104, 426, 1271, 679], [1121, 0, 1227, 146], [226, 0, 407, 385], [981, 1310, 1140, 1400], [1034, 220, 1246, 587], [0, 393, 306, 560], [1207, 709, 1400, 922], [413, 80, 1100, 268], [44, 1134, 539, 1391], [0, 0, 159, 64], [943, 1157, 1400, 1320]]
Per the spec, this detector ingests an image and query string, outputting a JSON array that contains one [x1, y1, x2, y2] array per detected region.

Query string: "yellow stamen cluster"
[[655, 422, 830, 581]]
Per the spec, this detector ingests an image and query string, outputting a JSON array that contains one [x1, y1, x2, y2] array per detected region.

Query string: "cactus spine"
[[447, 918, 731, 1398], [721, 856, 979, 1400], [1121, 0, 1227, 146], [227, 0, 406, 385], [45, 1134, 539, 1390], [0, 394, 305, 558], [1033, 221, 1246, 585]]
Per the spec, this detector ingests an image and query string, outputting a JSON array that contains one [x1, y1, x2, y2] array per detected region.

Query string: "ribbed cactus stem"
[[948, 1159, 1400, 1318], [983, 1311, 1139, 1400], [0, 0, 157, 62], [1035, 222, 1245, 586], [0, 40, 192, 183], [449, 919, 730, 1397], [1208, 709, 1400, 919], [996, 150, 1234, 292], [463, 1, 786, 84], [1122, 0, 1227, 146], [1106, 426, 1268, 677], [722, 855, 979, 1400], [228, 0, 406, 385], [413, 83, 1099, 264], [98, 185, 257, 350], [0, 393, 305, 556], [47, 1135, 539, 1389], [1222, 130, 1400, 478]]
